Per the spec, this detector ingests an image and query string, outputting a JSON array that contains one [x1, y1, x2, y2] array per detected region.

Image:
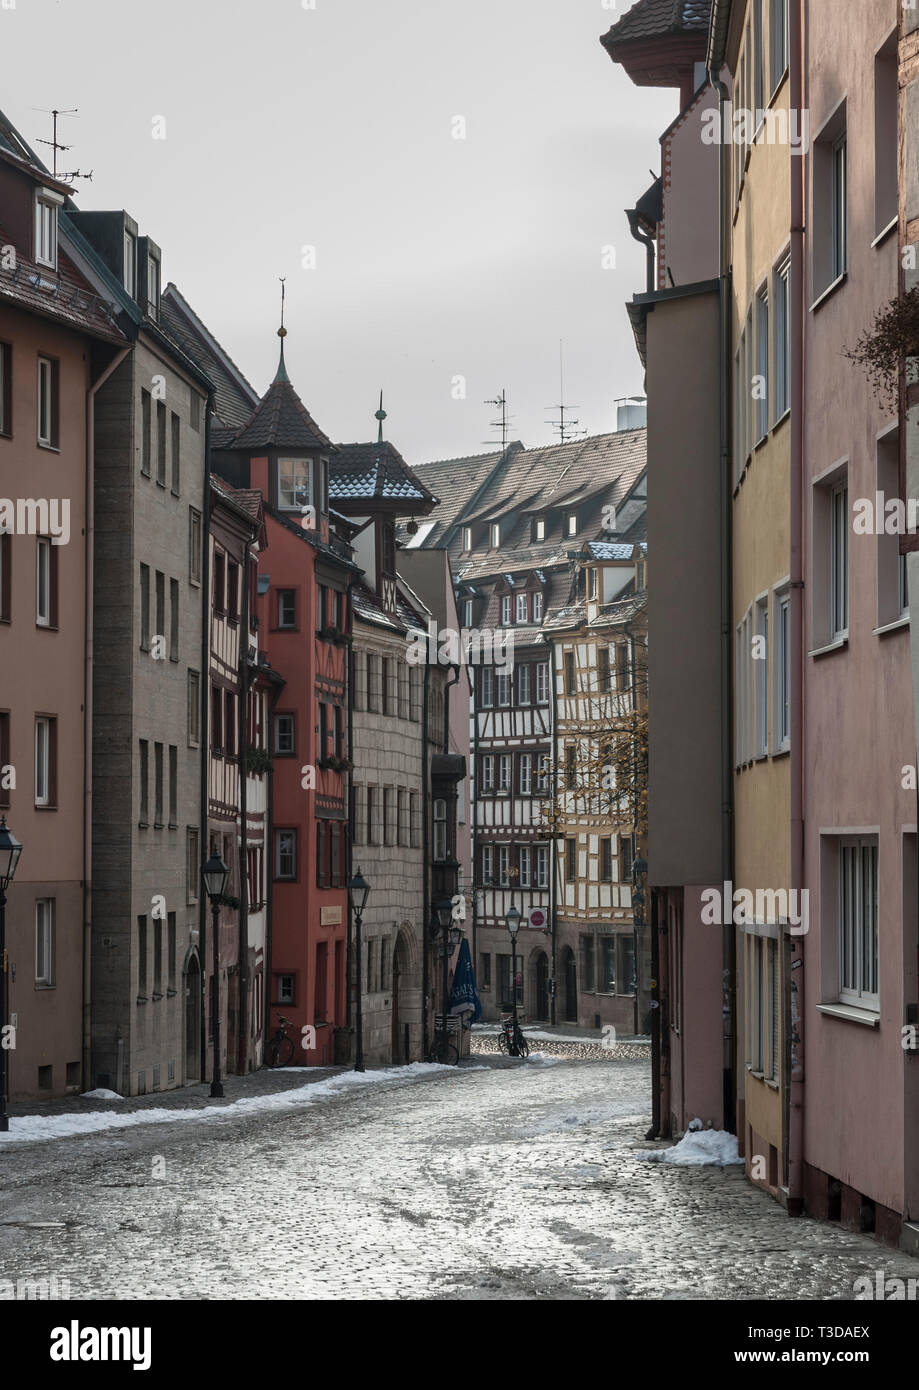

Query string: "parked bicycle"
[[497, 1014, 530, 1059], [266, 1014, 296, 1068], [425, 1029, 459, 1066]]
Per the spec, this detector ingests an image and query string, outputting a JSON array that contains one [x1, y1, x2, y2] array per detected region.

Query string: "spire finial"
[[375, 389, 387, 444], [274, 277, 289, 382]]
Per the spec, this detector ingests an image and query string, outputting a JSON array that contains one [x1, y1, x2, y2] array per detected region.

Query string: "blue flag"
[[449, 938, 482, 1023]]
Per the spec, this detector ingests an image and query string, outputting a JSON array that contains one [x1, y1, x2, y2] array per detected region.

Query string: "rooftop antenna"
[[34, 109, 92, 184], [484, 389, 512, 452], [546, 340, 586, 446]]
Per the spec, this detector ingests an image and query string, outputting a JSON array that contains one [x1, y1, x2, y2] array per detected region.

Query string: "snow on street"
[[1, 1056, 916, 1300]]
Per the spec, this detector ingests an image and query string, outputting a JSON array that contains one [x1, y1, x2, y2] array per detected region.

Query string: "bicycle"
[[426, 1031, 459, 1066], [497, 1014, 530, 1059], [266, 1014, 296, 1068]]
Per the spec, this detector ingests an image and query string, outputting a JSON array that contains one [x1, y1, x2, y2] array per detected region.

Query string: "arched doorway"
[[562, 946, 578, 1023], [184, 949, 201, 1082], [392, 926, 421, 1063], [534, 951, 549, 1021]]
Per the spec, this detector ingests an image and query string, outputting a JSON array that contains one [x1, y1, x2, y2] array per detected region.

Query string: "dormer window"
[[501, 595, 511, 626], [124, 231, 136, 298], [34, 190, 61, 270], [516, 593, 528, 623], [588, 568, 598, 600], [463, 599, 473, 627], [146, 253, 160, 318], [566, 513, 578, 538], [637, 559, 646, 589], [533, 591, 543, 623], [533, 517, 546, 542], [278, 458, 313, 511], [462, 526, 472, 552], [490, 523, 500, 549]]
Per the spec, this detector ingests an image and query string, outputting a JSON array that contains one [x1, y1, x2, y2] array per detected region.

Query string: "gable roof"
[[161, 285, 259, 430]]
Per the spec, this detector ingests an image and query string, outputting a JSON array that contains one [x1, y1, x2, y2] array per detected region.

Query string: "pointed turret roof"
[[232, 343, 335, 453]]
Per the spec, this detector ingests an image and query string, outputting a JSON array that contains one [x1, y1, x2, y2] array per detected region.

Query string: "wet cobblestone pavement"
[[1, 1056, 918, 1300]]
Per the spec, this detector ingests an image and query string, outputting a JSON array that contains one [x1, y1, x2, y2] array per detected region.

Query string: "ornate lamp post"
[[506, 900, 522, 1035], [0, 817, 22, 1132], [202, 849, 229, 1098], [348, 868, 371, 1073]]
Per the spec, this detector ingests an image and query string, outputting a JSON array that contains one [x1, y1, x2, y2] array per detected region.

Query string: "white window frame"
[[462, 526, 472, 552], [519, 753, 532, 795], [36, 535, 51, 626], [830, 478, 849, 639], [490, 523, 500, 549], [534, 517, 546, 542], [498, 754, 511, 794], [463, 599, 473, 627], [497, 672, 512, 707], [533, 591, 544, 623], [482, 843, 494, 883], [773, 255, 790, 422], [481, 667, 494, 708], [35, 715, 51, 805], [274, 713, 295, 755], [516, 593, 528, 623], [278, 457, 313, 512], [497, 844, 510, 885], [518, 665, 531, 705], [831, 131, 848, 282], [37, 356, 54, 447], [34, 191, 60, 270], [35, 898, 54, 985], [124, 230, 136, 297], [837, 837, 879, 1009], [754, 593, 769, 758], [755, 284, 769, 443], [481, 755, 495, 793], [772, 581, 791, 753], [500, 595, 511, 627], [275, 829, 296, 879], [769, 0, 788, 94], [536, 662, 549, 704], [518, 845, 531, 887]]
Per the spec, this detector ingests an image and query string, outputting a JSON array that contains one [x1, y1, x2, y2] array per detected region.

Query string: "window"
[[141, 389, 152, 475], [831, 133, 847, 281], [838, 838, 879, 1008], [227, 565, 239, 624], [190, 391, 202, 431], [533, 517, 546, 542], [384, 787, 396, 846], [35, 899, 54, 985], [565, 838, 576, 883], [481, 667, 494, 708], [34, 715, 55, 806], [876, 428, 906, 627], [278, 457, 312, 511], [619, 936, 636, 994], [398, 789, 409, 845], [501, 595, 511, 627], [535, 753, 550, 794], [518, 845, 531, 887], [620, 834, 633, 884], [497, 672, 512, 707], [224, 691, 237, 757], [0, 341, 11, 437], [153, 916, 163, 997], [498, 754, 511, 794], [462, 526, 472, 552], [497, 844, 510, 885], [275, 713, 295, 755], [275, 829, 297, 880], [137, 915, 148, 999], [565, 652, 576, 694], [814, 106, 848, 296], [381, 657, 391, 715], [316, 822, 328, 888], [830, 478, 849, 640], [533, 591, 543, 623], [146, 254, 160, 318], [156, 400, 166, 486], [463, 599, 473, 627], [124, 230, 136, 297], [581, 935, 595, 992], [535, 844, 549, 888], [755, 285, 769, 441], [601, 837, 613, 882], [480, 954, 492, 990], [35, 536, 56, 627], [168, 745, 177, 826], [566, 513, 577, 538], [588, 568, 598, 601], [187, 828, 199, 903], [769, 0, 788, 92], [481, 755, 495, 793], [168, 912, 177, 992], [34, 193, 58, 269], [874, 32, 898, 237], [482, 843, 494, 884], [565, 744, 577, 791], [516, 594, 528, 623], [139, 739, 149, 824], [367, 786, 379, 844], [518, 665, 531, 705], [275, 974, 295, 1005], [433, 799, 447, 861], [277, 590, 296, 629], [189, 509, 202, 585], [187, 670, 200, 746], [352, 785, 365, 845], [170, 578, 179, 662], [600, 936, 616, 993], [154, 742, 164, 826], [773, 257, 790, 421], [752, 0, 764, 117], [170, 412, 180, 495], [519, 753, 532, 795], [37, 356, 58, 447], [490, 523, 500, 549], [598, 647, 610, 693], [536, 662, 549, 704], [754, 595, 769, 758], [773, 585, 790, 751]]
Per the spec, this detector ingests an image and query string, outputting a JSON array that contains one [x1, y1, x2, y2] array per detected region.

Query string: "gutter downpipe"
[[237, 537, 253, 1074], [549, 639, 558, 1026], [84, 345, 131, 1091], [422, 660, 431, 1059], [787, 0, 806, 1216], [708, 57, 736, 1135], [627, 208, 657, 294], [200, 400, 213, 1083]]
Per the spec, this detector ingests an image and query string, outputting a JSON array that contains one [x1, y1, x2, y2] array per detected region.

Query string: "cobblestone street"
[[1, 1055, 917, 1301]]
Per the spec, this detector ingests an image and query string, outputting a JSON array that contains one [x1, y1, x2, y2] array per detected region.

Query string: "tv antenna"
[[484, 389, 513, 452], [34, 109, 93, 184], [546, 340, 585, 446]]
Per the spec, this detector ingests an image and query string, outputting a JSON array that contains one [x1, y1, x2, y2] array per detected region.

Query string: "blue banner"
[[449, 938, 482, 1022]]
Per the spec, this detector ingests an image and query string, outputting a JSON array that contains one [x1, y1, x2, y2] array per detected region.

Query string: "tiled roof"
[[232, 357, 334, 454], [582, 541, 647, 560], [161, 288, 258, 430], [543, 590, 647, 633], [331, 442, 439, 507], [210, 474, 264, 525], [0, 229, 126, 345], [401, 446, 510, 546], [602, 0, 712, 46]]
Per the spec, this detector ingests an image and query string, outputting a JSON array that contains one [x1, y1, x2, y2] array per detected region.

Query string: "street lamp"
[[0, 817, 22, 1132], [202, 849, 229, 1098], [506, 901, 522, 1034], [348, 869, 371, 1073], [432, 895, 455, 1053]]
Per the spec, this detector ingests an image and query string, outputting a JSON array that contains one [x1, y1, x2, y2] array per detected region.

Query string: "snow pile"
[[80, 1089, 123, 1101], [635, 1125, 743, 1167], [1, 1062, 461, 1148], [524, 1053, 566, 1066]]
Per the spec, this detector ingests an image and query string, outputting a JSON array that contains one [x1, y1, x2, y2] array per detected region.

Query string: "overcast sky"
[[5, 0, 676, 463]]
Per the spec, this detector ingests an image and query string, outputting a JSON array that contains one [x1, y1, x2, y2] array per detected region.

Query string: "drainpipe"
[[199, 398, 214, 1083], [549, 640, 558, 1025], [264, 673, 285, 1061], [84, 345, 131, 1090], [237, 539, 253, 1074], [471, 666, 480, 983], [345, 594, 355, 1033], [627, 208, 656, 294], [708, 57, 736, 1134], [422, 659, 431, 1058], [787, 0, 806, 1216]]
